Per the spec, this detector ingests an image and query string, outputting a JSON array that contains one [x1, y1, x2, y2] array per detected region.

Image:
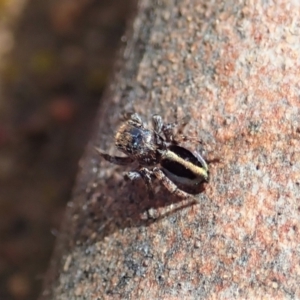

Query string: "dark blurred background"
[[0, 0, 135, 299]]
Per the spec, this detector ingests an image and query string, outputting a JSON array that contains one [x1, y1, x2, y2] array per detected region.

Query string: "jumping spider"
[[95, 113, 209, 198]]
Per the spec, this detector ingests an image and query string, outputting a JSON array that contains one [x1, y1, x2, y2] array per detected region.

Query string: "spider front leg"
[[124, 167, 155, 198], [152, 114, 167, 146], [153, 114, 191, 144], [164, 118, 206, 147], [152, 114, 178, 143], [152, 114, 164, 134], [95, 148, 134, 165], [121, 112, 144, 127], [152, 167, 191, 199], [166, 114, 194, 144]]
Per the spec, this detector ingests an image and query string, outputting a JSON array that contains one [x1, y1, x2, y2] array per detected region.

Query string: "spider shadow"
[[70, 173, 207, 245]]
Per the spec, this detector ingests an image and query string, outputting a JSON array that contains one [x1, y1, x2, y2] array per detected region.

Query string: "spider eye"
[[129, 127, 143, 149]]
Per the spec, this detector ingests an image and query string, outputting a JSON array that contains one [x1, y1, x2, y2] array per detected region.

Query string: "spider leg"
[[162, 123, 176, 142], [95, 148, 134, 165], [152, 114, 167, 146], [152, 113, 181, 143], [176, 115, 190, 136], [160, 113, 192, 144], [130, 113, 143, 125], [152, 167, 191, 199], [152, 113, 192, 144], [124, 168, 155, 198], [152, 114, 163, 133], [120, 112, 144, 127], [120, 111, 134, 121], [167, 114, 195, 144]]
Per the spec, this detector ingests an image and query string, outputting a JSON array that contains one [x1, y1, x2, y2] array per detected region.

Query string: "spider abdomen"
[[160, 145, 209, 183]]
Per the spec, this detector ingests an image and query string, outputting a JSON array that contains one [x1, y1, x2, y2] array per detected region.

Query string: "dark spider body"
[[96, 113, 209, 198]]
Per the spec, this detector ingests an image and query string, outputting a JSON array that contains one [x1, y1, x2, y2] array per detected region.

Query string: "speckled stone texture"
[[41, 0, 300, 299]]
